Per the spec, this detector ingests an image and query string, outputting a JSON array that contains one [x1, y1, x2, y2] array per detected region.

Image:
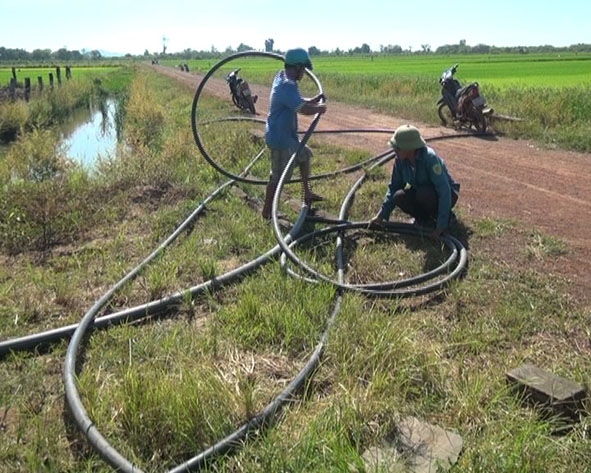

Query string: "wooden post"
[[49, 72, 54, 90], [9, 77, 17, 100], [11, 67, 17, 80], [56, 66, 62, 85], [38, 76, 44, 93], [65, 65, 72, 80], [24, 78, 31, 101]]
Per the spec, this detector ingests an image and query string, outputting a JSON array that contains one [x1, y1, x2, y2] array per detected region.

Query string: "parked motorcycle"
[[225, 68, 257, 114], [437, 64, 493, 132]]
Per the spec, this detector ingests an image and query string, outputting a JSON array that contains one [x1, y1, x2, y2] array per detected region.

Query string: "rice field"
[[176, 52, 591, 89]]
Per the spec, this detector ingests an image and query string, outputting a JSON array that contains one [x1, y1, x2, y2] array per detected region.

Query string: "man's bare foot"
[[304, 192, 326, 204]]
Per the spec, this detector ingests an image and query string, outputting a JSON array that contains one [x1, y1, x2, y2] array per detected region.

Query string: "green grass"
[[167, 52, 591, 152], [1, 64, 590, 473], [312, 53, 591, 88], [0, 65, 123, 88], [164, 52, 591, 88]]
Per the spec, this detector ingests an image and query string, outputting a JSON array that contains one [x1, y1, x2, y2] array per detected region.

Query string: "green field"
[[2, 64, 591, 473], [0, 65, 122, 88], [3, 54, 591, 152], [314, 54, 591, 88], [166, 52, 591, 89], [4, 54, 590, 90]]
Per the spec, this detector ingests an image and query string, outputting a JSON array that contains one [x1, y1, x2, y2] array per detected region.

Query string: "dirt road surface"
[[152, 65, 591, 305]]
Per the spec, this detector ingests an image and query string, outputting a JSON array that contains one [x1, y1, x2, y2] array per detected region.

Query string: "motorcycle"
[[437, 64, 493, 132], [225, 68, 257, 114]]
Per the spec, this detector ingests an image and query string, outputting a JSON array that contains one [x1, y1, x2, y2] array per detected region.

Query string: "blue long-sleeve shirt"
[[378, 146, 458, 229]]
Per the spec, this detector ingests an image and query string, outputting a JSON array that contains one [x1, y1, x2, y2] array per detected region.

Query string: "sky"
[[1, 0, 589, 56]]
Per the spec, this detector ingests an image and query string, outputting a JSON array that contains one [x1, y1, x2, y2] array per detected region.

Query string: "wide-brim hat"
[[388, 124, 426, 150]]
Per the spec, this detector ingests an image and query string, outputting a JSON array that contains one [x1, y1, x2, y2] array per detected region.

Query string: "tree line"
[[0, 47, 104, 62], [2, 40, 591, 63]]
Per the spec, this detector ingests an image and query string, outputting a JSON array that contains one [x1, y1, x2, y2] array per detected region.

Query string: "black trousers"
[[392, 185, 459, 222]]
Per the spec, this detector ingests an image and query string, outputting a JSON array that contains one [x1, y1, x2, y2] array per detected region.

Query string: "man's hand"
[[300, 101, 327, 116], [315, 103, 327, 114], [312, 93, 326, 103]]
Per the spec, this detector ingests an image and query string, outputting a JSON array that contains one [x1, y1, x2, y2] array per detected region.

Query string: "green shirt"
[[379, 146, 458, 229]]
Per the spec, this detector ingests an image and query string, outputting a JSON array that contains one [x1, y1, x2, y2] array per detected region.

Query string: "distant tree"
[[458, 39, 469, 53], [237, 43, 254, 52], [143, 49, 150, 57], [70, 50, 84, 61], [265, 38, 274, 52], [472, 43, 491, 54], [421, 44, 431, 53], [0, 47, 30, 60], [89, 50, 102, 60], [308, 46, 321, 56], [570, 43, 591, 52], [53, 48, 71, 60], [381, 44, 403, 54], [31, 48, 51, 61]]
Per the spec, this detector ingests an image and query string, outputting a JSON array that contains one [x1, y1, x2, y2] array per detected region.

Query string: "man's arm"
[[430, 161, 453, 236], [298, 100, 327, 116], [371, 162, 402, 224]]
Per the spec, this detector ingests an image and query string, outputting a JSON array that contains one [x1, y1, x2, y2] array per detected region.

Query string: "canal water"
[[61, 98, 118, 169]]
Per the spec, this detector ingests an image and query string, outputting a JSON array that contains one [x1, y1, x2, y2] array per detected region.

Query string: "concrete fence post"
[[9, 77, 16, 100], [24, 78, 31, 101]]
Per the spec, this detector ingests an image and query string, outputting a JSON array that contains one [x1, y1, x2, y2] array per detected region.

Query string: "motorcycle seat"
[[455, 86, 469, 98]]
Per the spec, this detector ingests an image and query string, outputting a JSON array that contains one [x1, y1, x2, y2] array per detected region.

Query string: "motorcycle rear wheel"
[[470, 106, 488, 133], [437, 103, 454, 127], [239, 96, 256, 115], [246, 97, 256, 115]]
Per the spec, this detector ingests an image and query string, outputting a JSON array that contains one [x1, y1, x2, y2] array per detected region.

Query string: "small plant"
[[198, 257, 217, 281], [525, 230, 568, 260]]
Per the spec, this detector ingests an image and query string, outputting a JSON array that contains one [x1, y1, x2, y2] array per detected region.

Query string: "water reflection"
[[61, 98, 118, 168]]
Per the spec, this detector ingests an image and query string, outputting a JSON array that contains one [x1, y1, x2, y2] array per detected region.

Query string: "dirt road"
[[153, 65, 591, 303]]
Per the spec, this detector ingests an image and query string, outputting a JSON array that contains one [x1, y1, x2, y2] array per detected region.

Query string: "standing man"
[[262, 48, 327, 219], [370, 124, 460, 238]]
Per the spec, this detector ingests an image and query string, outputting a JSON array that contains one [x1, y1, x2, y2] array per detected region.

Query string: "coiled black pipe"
[[190, 51, 400, 186], [0, 146, 266, 358], [63, 207, 310, 473], [0, 179, 232, 357], [275, 141, 467, 297], [2, 50, 470, 473]]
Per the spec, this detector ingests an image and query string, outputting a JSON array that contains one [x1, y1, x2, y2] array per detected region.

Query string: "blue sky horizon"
[[1, 0, 589, 56]]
